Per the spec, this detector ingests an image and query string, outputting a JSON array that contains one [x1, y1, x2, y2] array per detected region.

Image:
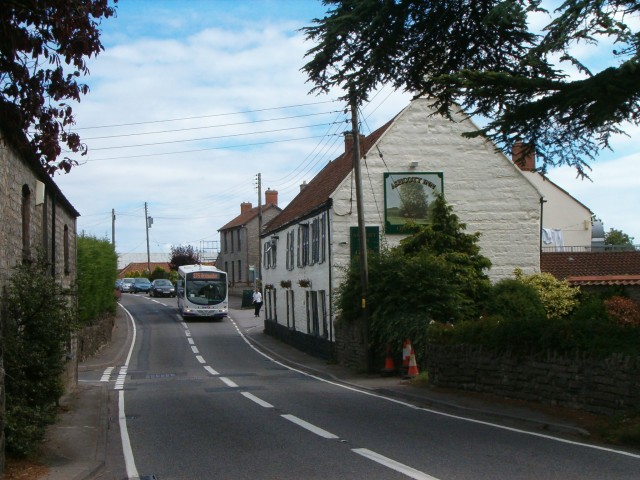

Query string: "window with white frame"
[[286, 230, 295, 270], [320, 213, 327, 263], [297, 223, 309, 267], [311, 217, 319, 265]]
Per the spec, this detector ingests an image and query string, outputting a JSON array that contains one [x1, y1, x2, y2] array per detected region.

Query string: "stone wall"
[[78, 313, 115, 362], [426, 343, 640, 415]]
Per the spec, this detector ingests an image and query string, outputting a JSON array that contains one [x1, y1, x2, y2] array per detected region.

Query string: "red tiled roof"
[[119, 262, 171, 277], [264, 120, 394, 234], [566, 275, 640, 286], [541, 251, 640, 285], [219, 203, 281, 231]]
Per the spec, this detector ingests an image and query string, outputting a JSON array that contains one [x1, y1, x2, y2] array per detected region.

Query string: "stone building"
[[0, 119, 80, 394], [217, 189, 281, 288]]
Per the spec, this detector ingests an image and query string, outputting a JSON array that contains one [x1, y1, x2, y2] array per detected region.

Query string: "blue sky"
[[55, 1, 639, 261]]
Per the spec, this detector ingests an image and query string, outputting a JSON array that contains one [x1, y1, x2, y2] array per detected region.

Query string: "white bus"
[[177, 265, 228, 319]]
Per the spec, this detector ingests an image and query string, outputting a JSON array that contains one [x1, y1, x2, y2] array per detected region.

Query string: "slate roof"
[[541, 251, 640, 286], [264, 120, 394, 235], [219, 203, 281, 231]]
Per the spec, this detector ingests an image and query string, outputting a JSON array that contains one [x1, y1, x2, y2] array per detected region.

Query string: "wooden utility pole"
[[257, 173, 262, 287], [112, 208, 116, 246], [350, 88, 370, 371], [144, 202, 151, 275]]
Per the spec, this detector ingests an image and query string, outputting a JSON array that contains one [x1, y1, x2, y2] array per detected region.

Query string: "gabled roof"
[[264, 120, 394, 234], [219, 203, 281, 231], [541, 251, 640, 286]]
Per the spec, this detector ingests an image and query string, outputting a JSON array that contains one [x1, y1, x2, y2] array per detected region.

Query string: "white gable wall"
[[521, 171, 592, 248], [263, 97, 543, 341], [330, 98, 542, 285]]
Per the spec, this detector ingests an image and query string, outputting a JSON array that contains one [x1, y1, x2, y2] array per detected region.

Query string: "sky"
[[54, 0, 639, 265]]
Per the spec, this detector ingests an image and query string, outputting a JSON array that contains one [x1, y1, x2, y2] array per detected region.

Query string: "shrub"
[[514, 268, 580, 319], [77, 234, 118, 324], [3, 253, 76, 456], [604, 296, 640, 326], [487, 279, 546, 323]]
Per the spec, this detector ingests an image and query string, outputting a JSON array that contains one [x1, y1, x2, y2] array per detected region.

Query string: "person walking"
[[252, 288, 263, 317]]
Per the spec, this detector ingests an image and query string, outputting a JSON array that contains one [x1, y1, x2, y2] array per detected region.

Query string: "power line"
[[87, 122, 341, 151], [73, 99, 341, 130], [80, 110, 341, 140]]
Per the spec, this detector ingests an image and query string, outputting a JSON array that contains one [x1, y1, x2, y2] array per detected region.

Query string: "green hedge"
[[77, 234, 118, 324]]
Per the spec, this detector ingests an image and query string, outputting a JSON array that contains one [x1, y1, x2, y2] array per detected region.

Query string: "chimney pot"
[[240, 202, 252, 214], [265, 189, 278, 206], [512, 142, 536, 171]]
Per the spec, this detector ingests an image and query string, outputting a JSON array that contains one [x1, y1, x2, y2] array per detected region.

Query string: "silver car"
[[121, 278, 135, 293]]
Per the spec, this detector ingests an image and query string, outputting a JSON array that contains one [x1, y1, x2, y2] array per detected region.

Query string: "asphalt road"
[[84, 293, 640, 480]]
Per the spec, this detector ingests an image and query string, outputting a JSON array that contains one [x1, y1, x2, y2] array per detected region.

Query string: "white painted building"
[[260, 97, 551, 351], [511, 143, 593, 250]]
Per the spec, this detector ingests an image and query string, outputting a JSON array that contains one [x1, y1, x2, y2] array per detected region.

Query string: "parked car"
[[132, 277, 152, 293], [115, 278, 124, 290], [149, 279, 176, 298], [121, 278, 135, 293]]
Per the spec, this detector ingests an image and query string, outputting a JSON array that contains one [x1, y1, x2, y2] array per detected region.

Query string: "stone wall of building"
[[1, 129, 80, 392], [426, 343, 640, 415]]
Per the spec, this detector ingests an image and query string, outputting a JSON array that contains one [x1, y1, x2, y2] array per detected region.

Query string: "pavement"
[[39, 298, 598, 480]]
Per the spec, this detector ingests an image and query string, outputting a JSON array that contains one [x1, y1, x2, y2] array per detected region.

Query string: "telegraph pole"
[[350, 88, 370, 371], [144, 202, 152, 275], [257, 173, 262, 287], [112, 208, 116, 247]]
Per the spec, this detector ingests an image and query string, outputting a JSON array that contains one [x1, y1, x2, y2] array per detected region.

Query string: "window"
[[311, 218, 319, 265], [309, 290, 319, 336], [237, 229, 241, 251], [21, 184, 31, 260], [297, 223, 309, 267], [270, 239, 276, 268], [238, 260, 242, 281], [64, 224, 70, 275], [320, 213, 327, 263], [319, 290, 328, 338], [263, 241, 271, 269], [286, 230, 295, 271]]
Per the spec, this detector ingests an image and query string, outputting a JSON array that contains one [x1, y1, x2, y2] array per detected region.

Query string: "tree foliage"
[[335, 195, 492, 363], [513, 268, 580, 319], [605, 228, 635, 247], [303, 0, 640, 175], [0, 0, 118, 174], [169, 244, 202, 271], [2, 252, 76, 456]]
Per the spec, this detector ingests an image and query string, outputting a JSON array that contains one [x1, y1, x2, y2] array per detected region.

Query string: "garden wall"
[[426, 343, 640, 415]]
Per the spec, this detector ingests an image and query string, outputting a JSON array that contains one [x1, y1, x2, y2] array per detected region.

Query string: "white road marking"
[[191, 345, 199, 354], [353, 448, 439, 480], [220, 377, 238, 388], [241, 392, 274, 408], [226, 318, 640, 460], [100, 366, 114, 382], [115, 303, 140, 479], [114, 365, 128, 390], [196, 355, 206, 364], [204, 366, 219, 376], [187, 337, 195, 345], [281, 414, 339, 439]]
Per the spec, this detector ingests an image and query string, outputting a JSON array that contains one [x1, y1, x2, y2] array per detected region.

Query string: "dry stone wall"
[[426, 343, 640, 415]]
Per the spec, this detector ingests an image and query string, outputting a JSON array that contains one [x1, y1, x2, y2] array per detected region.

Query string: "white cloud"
[[55, 1, 639, 258]]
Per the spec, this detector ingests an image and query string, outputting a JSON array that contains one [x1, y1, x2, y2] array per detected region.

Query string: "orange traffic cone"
[[405, 345, 419, 378], [381, 343, 396, 377]]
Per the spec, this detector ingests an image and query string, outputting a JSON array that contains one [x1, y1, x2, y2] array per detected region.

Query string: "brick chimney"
[[265, 189, 278, 206], [240, 202, 252, 214], [512, 142, 536, 171], [344, 131, 365, 154]]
